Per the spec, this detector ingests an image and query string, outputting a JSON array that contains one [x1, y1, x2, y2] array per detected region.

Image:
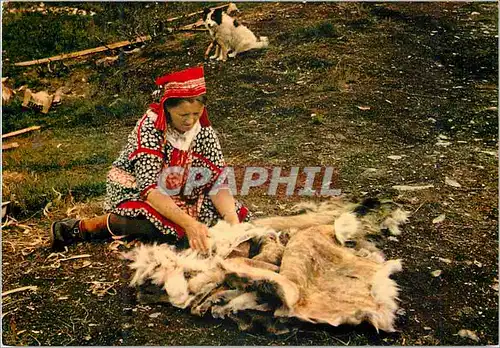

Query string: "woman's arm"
[[146, 188, 209, 252], [210, 188, 239, 225]]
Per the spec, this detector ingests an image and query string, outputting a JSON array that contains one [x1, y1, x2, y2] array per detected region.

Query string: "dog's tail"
[[255, 36, 269, 49]]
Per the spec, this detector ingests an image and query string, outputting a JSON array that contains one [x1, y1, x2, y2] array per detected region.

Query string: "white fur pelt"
[[123, 221, 276, 308], [124, 198, 409, 332]]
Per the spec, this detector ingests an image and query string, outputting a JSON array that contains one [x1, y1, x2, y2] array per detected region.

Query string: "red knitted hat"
[[150, 66, 210, 131]]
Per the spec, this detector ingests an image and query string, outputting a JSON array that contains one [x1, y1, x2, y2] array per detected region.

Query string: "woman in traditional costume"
[[50, 66, 250, 253]]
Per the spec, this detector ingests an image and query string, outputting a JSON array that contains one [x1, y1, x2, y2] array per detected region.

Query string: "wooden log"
[[2, 142, 19, 150], [14, 35, 151, 67], [2, 126, 41, 139]]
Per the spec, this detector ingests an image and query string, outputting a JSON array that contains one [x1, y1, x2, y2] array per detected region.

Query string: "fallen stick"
[[59, 254, 91, 262], [178, 27, 208, 32], [2, 125, 41, 139], [13, 3, 229, 67], [2, 285, 38, 297], [2, 142, 19, 150], [392, 184, 434, 191], [14, 35, 151, 67]]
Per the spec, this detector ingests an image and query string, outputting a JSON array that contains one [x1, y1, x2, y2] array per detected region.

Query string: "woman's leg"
[[50, 213, 177, 250], [107, 214, 177, 244], [50, 215, 110, 250]]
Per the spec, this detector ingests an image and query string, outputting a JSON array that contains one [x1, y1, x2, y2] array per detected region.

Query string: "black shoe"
[[50, 218, 82, 250]]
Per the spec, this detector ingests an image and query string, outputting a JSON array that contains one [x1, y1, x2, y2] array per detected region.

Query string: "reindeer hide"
[[124, 199, 406, 333]]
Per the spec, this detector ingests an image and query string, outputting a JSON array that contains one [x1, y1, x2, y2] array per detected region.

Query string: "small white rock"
[[149, 312, 161, 319], [387, 155, 403, 160], [438, 257, 452, 264], [436, 140, 451, 147], [432, 214, 446, 224], [458, 329, 479, 342], [445, 177, 462, 188], [431, 270, 442, 277]]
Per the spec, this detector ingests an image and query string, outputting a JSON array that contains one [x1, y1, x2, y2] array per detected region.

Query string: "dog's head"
[[202, 8, 224, 29], [202, 8, 211, 22]]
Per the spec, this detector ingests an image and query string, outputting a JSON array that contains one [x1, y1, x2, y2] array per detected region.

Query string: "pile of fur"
[[123, 198, 409, 334]]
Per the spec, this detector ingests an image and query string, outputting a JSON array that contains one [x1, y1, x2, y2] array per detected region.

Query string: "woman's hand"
[[184, 220, 210, 253]]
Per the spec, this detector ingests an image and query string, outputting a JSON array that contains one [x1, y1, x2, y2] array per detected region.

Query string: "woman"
[[50, 66, 250, 253]]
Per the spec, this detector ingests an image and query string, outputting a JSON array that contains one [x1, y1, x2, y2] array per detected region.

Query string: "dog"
[[202, 7, 268, 61], [202, 4, 240, 59]]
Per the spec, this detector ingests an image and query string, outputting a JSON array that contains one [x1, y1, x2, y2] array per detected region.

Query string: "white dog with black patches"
[[202, 7, 269, 61]]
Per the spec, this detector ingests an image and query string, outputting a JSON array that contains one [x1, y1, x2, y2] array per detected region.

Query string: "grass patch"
[[2, 126, 127, 218], [290, 21, 339, 41], [2, 93, 146, 133], [3, 170, 107, 218], [316, 63, 362, 92]]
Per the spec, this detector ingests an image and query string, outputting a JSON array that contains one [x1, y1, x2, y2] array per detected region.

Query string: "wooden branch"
[[2, 142, 19, 150], [178, 27, 208, 32], [59, 254, 91, 262], [14, 35, 151, 67], [179, 19, 207, 31], [2, 286, 38, 297], [2, 125, 41, 139]]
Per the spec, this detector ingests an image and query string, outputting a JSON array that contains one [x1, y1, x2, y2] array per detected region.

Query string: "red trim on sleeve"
[[129, 148, 164, 161], [116, 200, 185, 238]]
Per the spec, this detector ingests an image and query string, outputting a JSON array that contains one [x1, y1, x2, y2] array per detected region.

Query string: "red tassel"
[[149, 102, 166, 131], [200, 107, 211, 127]]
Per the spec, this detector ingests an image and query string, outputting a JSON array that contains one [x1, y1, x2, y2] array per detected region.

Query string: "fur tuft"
[[258, 36, 269, 47], [369, 259, 403, 331], [334, 212, 361, 245], [164, 268, 191, 307], [381, 209, 410, 235]]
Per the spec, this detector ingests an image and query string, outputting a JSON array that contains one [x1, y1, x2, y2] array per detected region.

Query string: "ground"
[[1, 2, 498, 346]]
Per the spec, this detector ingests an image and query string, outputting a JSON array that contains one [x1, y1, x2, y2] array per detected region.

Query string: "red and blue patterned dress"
[[104, 109, 250, 241]]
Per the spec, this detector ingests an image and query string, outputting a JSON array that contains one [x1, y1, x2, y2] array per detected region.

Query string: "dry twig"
[[2, 286, 38, 297], [2, 126, 41, 139]]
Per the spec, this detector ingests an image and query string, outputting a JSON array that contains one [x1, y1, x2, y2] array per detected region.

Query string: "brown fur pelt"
[[124, 198, 408, 333]]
